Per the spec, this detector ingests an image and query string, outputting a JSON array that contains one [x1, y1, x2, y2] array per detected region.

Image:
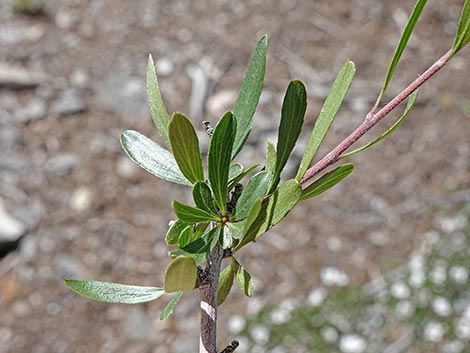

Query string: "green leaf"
[[242, 199, 262, 235], [147, 54, 171, 147], [193, 222, 210, 241], [168, 113, 204, 184], [301, 164, 354, 200], [208, 112, 236, 213], [296, 60, 355, 180], [228, 164, 244, 182], [235, 171, 272, 219], [193, 182, 218, 214], [226, 221, 245, 240], [121, 130, 191, 186], [228, 164, 260, 191], [232, 35, 268, 159], [452, 0, 470, 53], [178, 225, 194, 248], [217, 265, 235, 306], [233, 258, 253, 297], [173, 201, 219, 224], [166, 219, 186, 246], [64, 279, 164, 304], [236, 179, 302, 250], [341, 90, 419, 159], [171, 227, 219, 265], [376, 0, 427, 107], [164, 256, 197, 292], [265, 141, 276, 176], [272, 80, 307, 191], [160, 291, 182, 320]]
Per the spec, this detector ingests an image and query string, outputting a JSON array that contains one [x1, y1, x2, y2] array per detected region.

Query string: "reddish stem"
[[300, 49, 454, 185]]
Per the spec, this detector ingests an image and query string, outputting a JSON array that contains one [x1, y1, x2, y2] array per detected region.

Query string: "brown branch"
[[199, 242, 224, 353], [300, 49, 454, 185]]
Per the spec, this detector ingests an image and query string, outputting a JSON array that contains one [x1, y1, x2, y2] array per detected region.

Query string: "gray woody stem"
[[199, 242, 224, 353], [300, 49, 454, 185]]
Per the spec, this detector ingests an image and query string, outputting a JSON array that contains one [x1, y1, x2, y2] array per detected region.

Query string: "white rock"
[[320, 267, 349, 287], [449, 266, 469, 285], [423, 321, 445, 342], [430, 262, 447, 286], [443, 340, 465, 353], [69, 187, 93, 212], [432, 296, 452, 317], [390, 282, 410, 300], [270, 307, 291, 325], [155, 58, 175, 77], [228, 315, 246, 334], [395, 300, 415, 318], [0, 62, 47, 89], [321, 326, 338, 343], [339, 334, 367, 353], [308, 287, 327, 307], [70, 69, 90, 88], [0, 199, 25, 241], [327, 236, 342, 251], [249, 325, 270, 345]]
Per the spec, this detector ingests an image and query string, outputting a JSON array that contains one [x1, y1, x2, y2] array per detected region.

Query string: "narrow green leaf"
[[341, 90, 419, 159], [376, 0, 427, 106], [147, 54, 171, 147], [173, 201, 219, 224], [235, 171, 272, 219], [301, 164, 354, 200], [217, 265, 235, 306], [164, 256, 197, 292], [121, 130, 191, 186], [232, 35, 268, 159], [208, 112, 236, 213], [236, 179, 302, 250], [168, 113, 204, 184], [296, 60, 355, 180], [64, 279, 164, 304], [178, 225, 194, 248], [242, 199, 262, 235], [272, 80, 307, 191], [193, 182, 218, 214], [228, 164, 260, 191], [452, 0, 470, 53], [228, 164, 244, 182], [233, 258, 253, 297], [180, 227, 220, 255], [226, 221, 245, 240], [265, 140, 276, 176], [166, 220, 186, 246], [193, 222, 210, 241], [160, 291, 182, 320]]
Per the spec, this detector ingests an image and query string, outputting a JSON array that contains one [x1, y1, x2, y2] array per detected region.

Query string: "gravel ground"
[[0, 1, 469, 352]]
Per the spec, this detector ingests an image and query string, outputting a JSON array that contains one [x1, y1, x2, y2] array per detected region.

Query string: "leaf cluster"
[[64, 0, 469, 320]]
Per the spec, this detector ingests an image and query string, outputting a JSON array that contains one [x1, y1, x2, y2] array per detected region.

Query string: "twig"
[[300, 49, 454, 185], [199, 242, 224, 353]]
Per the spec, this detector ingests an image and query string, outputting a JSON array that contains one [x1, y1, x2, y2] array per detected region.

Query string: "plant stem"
[[300, 49, 454, 185], [199, 242, 224, 353]]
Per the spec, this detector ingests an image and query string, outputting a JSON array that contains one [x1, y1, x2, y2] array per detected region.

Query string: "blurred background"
[[0, 0, 469, 352]]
